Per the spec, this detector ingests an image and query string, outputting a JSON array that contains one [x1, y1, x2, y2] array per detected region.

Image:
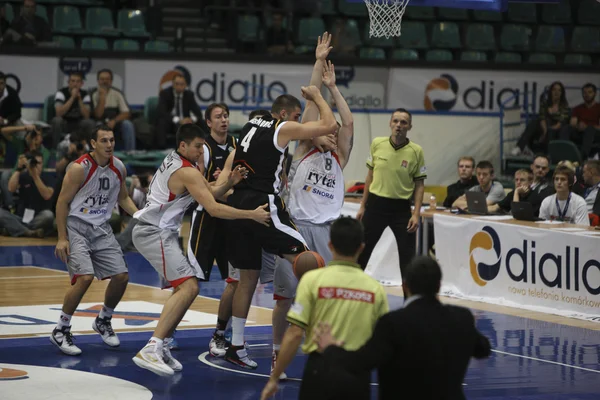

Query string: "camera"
[[25, 153, 39, 167]]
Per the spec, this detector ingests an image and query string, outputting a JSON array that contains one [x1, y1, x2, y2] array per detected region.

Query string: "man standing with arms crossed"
[[52, 125, 138, 356]]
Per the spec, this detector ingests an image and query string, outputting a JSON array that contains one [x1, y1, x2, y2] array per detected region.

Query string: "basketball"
[[293, 251, 326, 279]]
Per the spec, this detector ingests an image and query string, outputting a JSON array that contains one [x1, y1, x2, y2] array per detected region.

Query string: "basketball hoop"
[[363, 0, 410, 38]]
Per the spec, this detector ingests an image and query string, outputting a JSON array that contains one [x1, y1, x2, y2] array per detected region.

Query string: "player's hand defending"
[[315, 31, 333, 61], [301, 85, 322, 102], [322, 60, 336, 89], [314, 322, 344, 352], [229, 165, 248, 185], [55, 239, 70, 263], [313, 134, 337, 152], [252, 203, 271, 226]]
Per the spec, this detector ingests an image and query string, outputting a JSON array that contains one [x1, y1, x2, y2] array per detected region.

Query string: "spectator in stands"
[[51, 72, 95, 148], [0, 72, 23, 128], [54, 131, 89, 175], [331, 18, 357, 56], [2, 0, 51, 46], [1, 124, 34, 167], [560, 83, 600, 159], [0, 150, 54, 237], [90, 69, 136, 152], [452, 160, 504, 209], [539, 166, 589, 226], [528, 154, 554, 215], [443, 156, 478, 208], [265, 12, 294, 55], [582, 160, 600, 214], [156, 73, 203, 149], [511, 81, 570, 156], [488, 169, 533, 214]]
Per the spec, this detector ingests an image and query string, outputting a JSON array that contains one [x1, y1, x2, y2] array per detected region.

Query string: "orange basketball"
[[293, 251, 326, 279]]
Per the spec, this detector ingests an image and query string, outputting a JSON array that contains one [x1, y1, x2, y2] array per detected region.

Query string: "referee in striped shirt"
[[261, 217, 389, 400]]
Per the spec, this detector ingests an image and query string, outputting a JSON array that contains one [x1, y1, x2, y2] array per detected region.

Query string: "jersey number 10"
[[240, 127, 257, 153]]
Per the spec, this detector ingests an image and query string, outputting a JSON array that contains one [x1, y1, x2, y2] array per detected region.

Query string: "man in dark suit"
[[315, 256, 492, 400], [156, 73, 204, 149]]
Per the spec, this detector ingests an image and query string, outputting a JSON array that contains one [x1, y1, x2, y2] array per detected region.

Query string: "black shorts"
[[187, 206, 229, 281], [226, 190, 308, 270]]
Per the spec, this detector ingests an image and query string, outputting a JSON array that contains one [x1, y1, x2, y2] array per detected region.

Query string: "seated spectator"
[[51, 72, 95, 148], [488, 169, 533, 214], [0, 150, 54, 237], [90, 69, 136, 151], [443, 156, 478, 208], [265, 12, 294, 55], [528, 155, 554, 215], [582, 160, 600, 214], [539, 166, 589, 226], [2, 0, 51, 46], [156, 73, 203, 149], [556, 160, 585, 196], [452, 160, 504, 209], [560, 83, 600, 159], [511, 82, 570, 156], [0, 72, 23, 128]]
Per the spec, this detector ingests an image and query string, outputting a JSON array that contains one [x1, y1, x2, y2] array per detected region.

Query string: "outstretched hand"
[[322, 60, 336, 88], [314, 322, 344, 352], [252, 203, 271, 227], [301, 85, 322, 102], [228, 165, 248, 185], [315, 31, 333, 60]]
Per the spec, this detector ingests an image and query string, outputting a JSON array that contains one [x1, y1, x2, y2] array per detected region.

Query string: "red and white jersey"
[[287, 147, 344, 224], [134, 151, 200, 231], [68, 153, 125, 226]]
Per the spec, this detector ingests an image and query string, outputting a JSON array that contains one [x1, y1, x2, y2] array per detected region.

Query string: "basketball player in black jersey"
[[187, 103, 236, 280], [223, 86, 337, 369]]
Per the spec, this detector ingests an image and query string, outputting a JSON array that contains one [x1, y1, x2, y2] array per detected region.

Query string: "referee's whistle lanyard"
[[554, 193, 572, 222]]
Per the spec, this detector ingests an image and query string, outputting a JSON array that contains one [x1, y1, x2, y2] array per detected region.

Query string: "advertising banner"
[[388, 68, 600, 113], [434, 213, 600, 323]]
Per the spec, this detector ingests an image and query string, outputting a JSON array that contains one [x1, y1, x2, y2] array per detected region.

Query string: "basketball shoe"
[[225, 345, 257, 369], [132, 339, 174, 377], [92, 316, 120, 347], [50, 326, 82, 356], [162, 341, 182, 372]]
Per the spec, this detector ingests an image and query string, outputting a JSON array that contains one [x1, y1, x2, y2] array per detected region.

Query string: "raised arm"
[[301, 32, 333, 125]]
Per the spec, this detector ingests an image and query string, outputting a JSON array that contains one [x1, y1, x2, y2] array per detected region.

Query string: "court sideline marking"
[[492, 349, 600, 374]]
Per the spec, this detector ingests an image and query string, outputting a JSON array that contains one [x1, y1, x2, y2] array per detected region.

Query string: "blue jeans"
[[0, 170, 13, 208], [0, 208, 55, 237], [117, 120, 136, 151]]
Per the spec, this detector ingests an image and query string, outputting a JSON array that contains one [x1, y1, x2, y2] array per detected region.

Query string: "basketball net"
[[363, 0, 410, 38]]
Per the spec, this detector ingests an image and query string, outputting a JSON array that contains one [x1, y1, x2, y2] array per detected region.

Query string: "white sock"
[[98, 305, 114, 320], [273, 344, 281, 354], [57, 312, 72, 329], [147, 336, 163, 350], [231, 317, 246, 346]]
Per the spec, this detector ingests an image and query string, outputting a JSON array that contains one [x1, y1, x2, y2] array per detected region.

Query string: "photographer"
[[0, 150, 54, 237], [55, 131, 89, 175], [115, 172, 152, 252]]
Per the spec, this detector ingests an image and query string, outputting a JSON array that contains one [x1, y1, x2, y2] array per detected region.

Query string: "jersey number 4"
[[240, 127, 257, 153]]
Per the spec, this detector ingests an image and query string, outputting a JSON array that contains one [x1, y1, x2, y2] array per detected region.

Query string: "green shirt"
[[366, 137, 426, 200], [287, 260, 389, 354]]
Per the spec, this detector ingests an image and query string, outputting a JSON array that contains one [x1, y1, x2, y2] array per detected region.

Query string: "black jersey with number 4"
[[233, 115, 289, 195]]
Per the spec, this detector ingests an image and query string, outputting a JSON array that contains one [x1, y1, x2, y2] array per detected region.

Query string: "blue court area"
[[1, 244, 599, 399]]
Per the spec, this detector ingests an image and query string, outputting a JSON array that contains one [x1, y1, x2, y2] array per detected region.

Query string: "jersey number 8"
[[240, 127, 257, 153]]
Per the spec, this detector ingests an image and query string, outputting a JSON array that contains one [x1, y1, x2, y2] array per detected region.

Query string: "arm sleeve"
[[497, 191, 512, 212], [55, 90, 66, 104], [574, 198, 590, 226], [366, 139, 375, 169], [413, 147, 427, 180], [539, 197, 551, 220], [466, 310, 492, 359], [117, 92, 130, 113], [488, 183, 506, 203]]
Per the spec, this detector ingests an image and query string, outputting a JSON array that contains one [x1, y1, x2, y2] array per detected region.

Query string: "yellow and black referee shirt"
[[287, 261, 389, 353], [366, 137, 427, 200]]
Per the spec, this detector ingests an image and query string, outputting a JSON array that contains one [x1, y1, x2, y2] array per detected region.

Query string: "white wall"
[[23, 108, 501, 186]]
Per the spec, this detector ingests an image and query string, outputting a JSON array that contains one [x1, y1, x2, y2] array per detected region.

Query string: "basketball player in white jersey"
[[51, 125, 139, 356], [271, 56, 355, 378], [130, 123, 270, 376]]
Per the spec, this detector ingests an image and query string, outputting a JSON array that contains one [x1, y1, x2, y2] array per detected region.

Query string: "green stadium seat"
[[397, 21, 428, 49], [338, 0, 368, 17], [359, 47, 386, 60], [507, 3, 537, 23], [145, 40, 172, 52], [237, 15, 260, 42], [564, 53, 592, 65], [343, 18, 363, 47], [391, 48, 419, 60], [465, 23, 496, 51], [460, 51, 487, 62], [571, 26, 600, 53], [320, 0, 336, 15], [431, 22, 461, 49], [297, 17, 326, 45], [495, 52, 522, 63], [541, 0, 572, 24], [535, 25, 565, 52], [438, 7, 469, 21], [548, 140, 582, 164], [144, 96, 159, 126], [5, 3, 13, 22], [36, 4, 48, 22], [81, 37, 109, 50], [42, 94, 56, 122], [472, 9, 503, 22], [53, 6, 84, 34], [86, 7, 120, 36], [364, 22, 395, 47], [117, 9, 150, 37], [500, 24, 531, 51], [53, 35, 76, 49], [578, 0, 600, 25], [529, 53, 556, 64], [405, 6, 435, 20], [113, 39, 140, 51], [426, 49, 453, 61]]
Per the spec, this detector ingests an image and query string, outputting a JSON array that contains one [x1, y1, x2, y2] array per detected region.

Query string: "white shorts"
[[227, 250, 276, 284], [132, 222, 202, 289]]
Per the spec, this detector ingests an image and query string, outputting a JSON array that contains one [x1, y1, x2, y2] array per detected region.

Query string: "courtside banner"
[[434, 213, 600, 323], [387, 68, 599, 113]]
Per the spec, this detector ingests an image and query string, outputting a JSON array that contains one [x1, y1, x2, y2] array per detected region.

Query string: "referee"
[[357, 108, 426, 277], [261, 217, 389, 400]]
